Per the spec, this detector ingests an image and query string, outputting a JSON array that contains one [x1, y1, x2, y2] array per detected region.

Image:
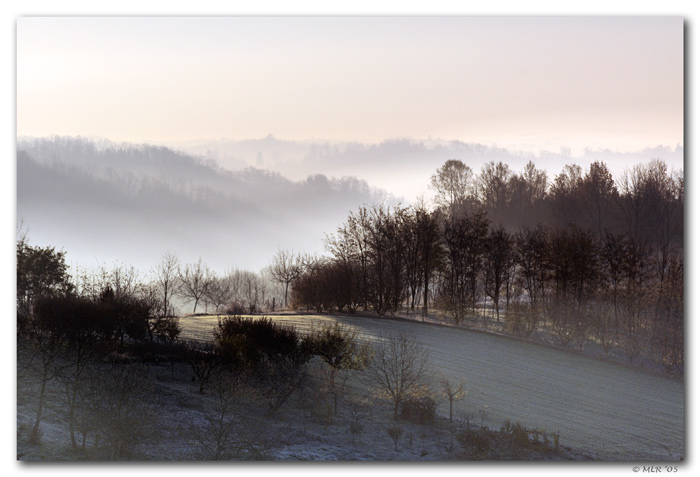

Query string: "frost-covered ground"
[[17, 312, 682, 462], [17, 355, 583, 462], [179, 312, 684, 461]]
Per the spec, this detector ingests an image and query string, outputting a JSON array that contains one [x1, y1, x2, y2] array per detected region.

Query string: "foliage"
[[16, 236, 73, 330], [214, 316, 309, 370], [213, 316, 311, 415]]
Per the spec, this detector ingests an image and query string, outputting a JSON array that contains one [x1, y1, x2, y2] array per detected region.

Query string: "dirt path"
[[179, 313, 684, 461]]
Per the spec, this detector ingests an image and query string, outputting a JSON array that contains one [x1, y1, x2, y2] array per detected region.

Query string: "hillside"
[[16, 136, 396, 274]]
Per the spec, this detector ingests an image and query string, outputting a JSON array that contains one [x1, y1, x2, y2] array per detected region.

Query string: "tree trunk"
[[30, 372, 48, 445]]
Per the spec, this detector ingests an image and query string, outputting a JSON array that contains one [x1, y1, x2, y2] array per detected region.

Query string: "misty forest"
[[17, 136, 683, 461]]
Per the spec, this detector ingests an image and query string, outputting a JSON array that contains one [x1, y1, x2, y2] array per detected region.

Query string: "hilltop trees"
[[440, 210, 489, 324], [292, 157, 683, 373], [430, 159, 476, 221]]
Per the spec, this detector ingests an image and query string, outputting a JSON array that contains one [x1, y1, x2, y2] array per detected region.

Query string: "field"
[[180, 313, 684, 461], [17, 312, 682, 461]]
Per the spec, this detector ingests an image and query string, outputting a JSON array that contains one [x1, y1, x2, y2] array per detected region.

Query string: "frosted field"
[[180, 313, 684, 461]]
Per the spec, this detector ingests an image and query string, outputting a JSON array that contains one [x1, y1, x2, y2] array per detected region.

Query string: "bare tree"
[[441, 377, 467, 423], [22, 304, 64, 445], [580, 161, 618, 239], [550, 164, 583, 228], [191, 369, 247, 460], [478, 161, 513, 224], [364, 332, 431, 419], [484, 226, 513, 322], [242, 271, 265, 313], [204, 273, 233, 314], [150, 251, 180, 317], [430, 159, 476, 222], [305, 321, 373, 415], [268, 249, 302, 308], [80, 363, 162, 459], [178, 258, 213, 314]]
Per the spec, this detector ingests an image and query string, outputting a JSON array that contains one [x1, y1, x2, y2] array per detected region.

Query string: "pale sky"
[[16, 16, 683, 155]]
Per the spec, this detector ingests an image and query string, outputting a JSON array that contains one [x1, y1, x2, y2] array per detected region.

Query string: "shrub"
[[214, 316, 311, 415], [399, 395, 438, 425], [225, 302, 246, 315], [500, 419, 530, 447], [214, 316, 309, 371], [303, 321, 373, 415], [504, 303, 540, 337], [387, 426, 404, 450], [456, 426, 493, 457]]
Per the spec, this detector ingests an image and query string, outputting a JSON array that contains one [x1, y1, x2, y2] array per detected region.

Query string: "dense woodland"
[[292, 158, 684, 374]]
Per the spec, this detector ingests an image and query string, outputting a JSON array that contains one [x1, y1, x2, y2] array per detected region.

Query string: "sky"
[[16, 16, 683, 156]]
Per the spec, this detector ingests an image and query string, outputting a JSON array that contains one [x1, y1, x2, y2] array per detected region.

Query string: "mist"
[[16, 136, 397, 276], [168, 136, 684, 203], [17, 135, 683, 280]]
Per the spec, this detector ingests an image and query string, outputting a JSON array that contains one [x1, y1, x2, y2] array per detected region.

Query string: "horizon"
[[17, 17, 683, 156]]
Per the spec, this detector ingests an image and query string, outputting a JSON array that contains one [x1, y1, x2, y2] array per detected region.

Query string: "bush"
[[456, 426, 493, 456], [504, 303, 540, 337], [214, 316, 310, 371], [387, 426, 404, 450], [399, 395, 438, 425], [214, 316, 311, 415], [225, 302, 246, 315], [500, 419, 530, 447]]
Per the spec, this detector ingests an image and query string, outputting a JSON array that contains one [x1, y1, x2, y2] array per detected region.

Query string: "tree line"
[[291, 158, 683, 374]]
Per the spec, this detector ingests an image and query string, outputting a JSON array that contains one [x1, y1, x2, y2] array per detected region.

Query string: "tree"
[[549, 164, 583, 229], [441, 376, 467, 423], [430, 159, 476, 222], [365, 205, 407, 315], [400, 207, 423, 312], [326, 207, 373, 310], [304, 321, 373, 414], [135, 284, 180, 344], [580, 161, 618, 239], [16, 235, 73, 328], [268, 249, 302, 308], [49, 294, 112, 449], [178, 258, 213, 314], [149, 251, 180, 318], [80, 363, 162, 459], [23, 296, 66, 445], [484, 226, 513, 321], [242, 271, 266, 313], [507, 161, 549, 226], [364, 332, 431, 419], [440, 210, 490, 324], [183, 340, 220, 394], [478, 161, 513, 225], [414, 200, 443, 316], [204, 273, 233, 314], [514, 225, 549, 308], [191, 369, 247, 459]]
